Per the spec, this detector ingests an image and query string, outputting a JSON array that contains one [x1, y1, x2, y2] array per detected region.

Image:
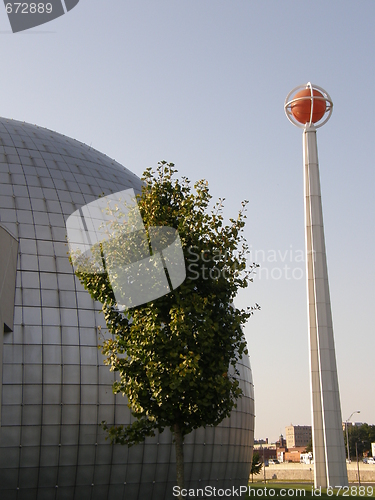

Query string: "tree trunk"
[[173, 423, 185, 497]]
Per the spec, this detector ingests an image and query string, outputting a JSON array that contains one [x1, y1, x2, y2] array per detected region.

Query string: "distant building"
[[254, 430, 312, 464], [254, 438, 269, 445], [252, 444, 277, 462], [342, 421, 363, 431], [300, 452, 313, 464], [285, 447, 308, 463], [276, 434, 286, 448], [253, 438, 277, 463], [285, 425, 312, 449], [276, 434, 287, 462]]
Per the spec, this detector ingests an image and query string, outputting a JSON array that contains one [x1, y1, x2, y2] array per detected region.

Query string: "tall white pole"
[[304, 125, 348, 488], [285, 84, 348, 489]]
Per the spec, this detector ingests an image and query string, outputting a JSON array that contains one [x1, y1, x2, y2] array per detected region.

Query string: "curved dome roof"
[[0, 117, 142, 242], [0, 117, 254, 499]]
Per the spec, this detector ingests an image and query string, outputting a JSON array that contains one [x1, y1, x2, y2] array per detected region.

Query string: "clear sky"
[[1, 1, 374, 443]]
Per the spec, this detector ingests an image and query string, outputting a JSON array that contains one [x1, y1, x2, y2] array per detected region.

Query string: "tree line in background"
[[306, 424, 375, 458], [251, 422, 375, 472], [344, 424, 375, 458]]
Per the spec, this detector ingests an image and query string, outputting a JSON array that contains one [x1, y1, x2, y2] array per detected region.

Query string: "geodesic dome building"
[[0, 117, 255, 500]]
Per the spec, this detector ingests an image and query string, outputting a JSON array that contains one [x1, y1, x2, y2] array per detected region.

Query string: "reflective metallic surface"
[[0, 117, 254, 499]]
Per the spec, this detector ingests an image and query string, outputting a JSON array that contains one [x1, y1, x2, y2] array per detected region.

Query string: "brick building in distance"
[[286, 425, 312, 449], [255, 426, 312, 464]]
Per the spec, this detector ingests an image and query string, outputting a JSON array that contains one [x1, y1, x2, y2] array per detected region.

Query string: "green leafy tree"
[[73, 162, 259, 494], [250, 452, 262, 482], [344, 424, 375, 458]]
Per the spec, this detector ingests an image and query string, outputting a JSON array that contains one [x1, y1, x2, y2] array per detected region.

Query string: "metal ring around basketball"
[[284, 82, 333, 129]]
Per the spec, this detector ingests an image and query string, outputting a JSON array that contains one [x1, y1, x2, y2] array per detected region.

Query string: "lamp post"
[[345, 410, 360, 463], [261, 445, 266, 484], [355, 442, 361, 486]]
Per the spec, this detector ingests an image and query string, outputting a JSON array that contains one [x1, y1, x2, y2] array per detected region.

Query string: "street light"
[[355, 442, 361, 486], [345, 411, 360, 463], [263, 446, 266, 484]]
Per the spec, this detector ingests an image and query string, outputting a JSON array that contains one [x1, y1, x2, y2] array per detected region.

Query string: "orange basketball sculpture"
[[290, 89, 326, 124], [284, 83, 333, 129]]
